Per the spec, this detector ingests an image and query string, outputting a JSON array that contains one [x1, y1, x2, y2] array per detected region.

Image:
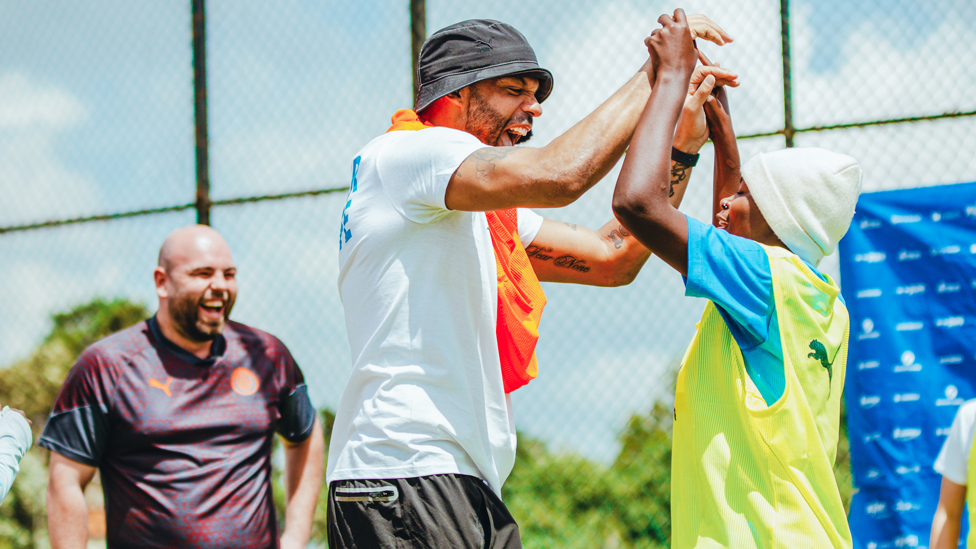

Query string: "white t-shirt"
[[934, 399, 976, 485], [328, 127, 544, 495], [0, 406, 32, 504]]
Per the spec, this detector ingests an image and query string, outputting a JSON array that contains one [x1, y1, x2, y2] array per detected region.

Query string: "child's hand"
[[645, 10, 698, 83]]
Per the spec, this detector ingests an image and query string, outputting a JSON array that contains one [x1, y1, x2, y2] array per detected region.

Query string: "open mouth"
[[199, 299, 225, 321], [499, 125, 530, 147]]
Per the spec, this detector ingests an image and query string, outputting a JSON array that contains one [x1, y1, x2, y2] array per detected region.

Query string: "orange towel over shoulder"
[[386, 109, 547, 393]]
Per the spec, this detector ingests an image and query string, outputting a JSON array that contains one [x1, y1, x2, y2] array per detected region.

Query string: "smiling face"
[[155, 226, 237, 347], [716, 179, 781, 246], [464, 75, 542, 147]]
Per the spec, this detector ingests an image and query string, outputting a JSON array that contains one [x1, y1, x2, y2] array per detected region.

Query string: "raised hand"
[[644, 9, 698, 84], [675, 63, 739, 153], [687, 14, 734, 46], [674, 74, 716, 154]]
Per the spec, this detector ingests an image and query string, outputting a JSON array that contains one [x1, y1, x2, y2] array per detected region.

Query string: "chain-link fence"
[[2, 0, 975, 547]]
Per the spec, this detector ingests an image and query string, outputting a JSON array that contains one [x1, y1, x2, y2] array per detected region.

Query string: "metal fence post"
[[192, 0, 211, 225], [410, 0, 426, 105], [779, 0, 796, 148]]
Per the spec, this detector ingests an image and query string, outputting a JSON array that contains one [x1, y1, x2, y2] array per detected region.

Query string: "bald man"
[[40, 225, 324, 549]]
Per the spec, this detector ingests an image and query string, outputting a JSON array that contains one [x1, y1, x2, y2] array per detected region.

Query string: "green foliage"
[[502, 404, 675, 549], [0, 297, 149, 549], [273, 408, 336, 545], [0, 298, 149, 422]]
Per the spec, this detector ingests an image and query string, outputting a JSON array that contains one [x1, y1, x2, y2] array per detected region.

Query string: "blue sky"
[[2, 0, 976, 464]]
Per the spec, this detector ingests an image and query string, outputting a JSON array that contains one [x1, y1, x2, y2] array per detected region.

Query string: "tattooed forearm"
[[607, 225, 632, 249], [670, 163, 691, 198], [525, 246, 591, 272], [564, 222, 577, 231]]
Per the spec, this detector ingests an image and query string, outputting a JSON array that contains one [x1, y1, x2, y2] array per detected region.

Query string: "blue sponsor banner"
[[839, 181, 976, 548]]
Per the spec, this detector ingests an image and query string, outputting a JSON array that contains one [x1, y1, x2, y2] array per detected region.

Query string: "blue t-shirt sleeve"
[[684, 215, 774, 350]]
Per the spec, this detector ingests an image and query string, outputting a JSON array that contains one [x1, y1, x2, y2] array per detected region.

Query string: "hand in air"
[[674, 74, 717, 153], [644, 9, 698, 83], [703, 80, 733, 139], [686, 14, 734, 46]]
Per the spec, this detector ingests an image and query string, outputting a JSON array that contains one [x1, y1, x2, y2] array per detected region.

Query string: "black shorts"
[[327, 474, 522, 549]]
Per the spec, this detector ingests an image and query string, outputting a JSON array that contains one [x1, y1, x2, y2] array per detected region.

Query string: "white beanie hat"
[[740, 147, 863, 266]]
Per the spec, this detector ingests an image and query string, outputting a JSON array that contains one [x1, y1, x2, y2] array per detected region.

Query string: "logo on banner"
[[894, 351, 921, 373], [893, 428, 922, 440], [937, 282, 961, 293], [858, 360, 880, 370], [940, 355, 964, 364], [896, 500, 921, 513], [898, 249, 922, 261], [863, 432, 881, 443], [855, 251, 887, 263], [866, 468, 882, 479], [893, 393, 920, 403], [858, 319, 880, 340], [971, 243, 976, 254], [866, 501, 888, 518], [895, 465, 920, 475], [936, 316, 965, 328], [895, 321, 924, 332], [860, 395, 881, 408], [937, 427, 952, 436], [857, 288, 882, 298], [891, 214, 922, 225], [895, 284, 925, 296], [932, 245, 961, 256], [936, 385, 965, 407], [859, 218, 882, 229], [895, 535, 920, 547]]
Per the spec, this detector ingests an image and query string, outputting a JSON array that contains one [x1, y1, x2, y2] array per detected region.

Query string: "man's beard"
[[169, 291, 232, 343], [468, 90, 533, 146]]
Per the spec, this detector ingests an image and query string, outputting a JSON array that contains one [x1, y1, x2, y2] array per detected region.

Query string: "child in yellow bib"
[[610, 13, 862, 548]]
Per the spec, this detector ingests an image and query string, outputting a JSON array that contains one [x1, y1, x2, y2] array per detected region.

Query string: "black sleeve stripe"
[[38, 405, 110, 466], [277, 384, 315, 444]]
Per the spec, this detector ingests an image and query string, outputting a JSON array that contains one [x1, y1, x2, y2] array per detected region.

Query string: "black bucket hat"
[[415, 20, 554, 113]]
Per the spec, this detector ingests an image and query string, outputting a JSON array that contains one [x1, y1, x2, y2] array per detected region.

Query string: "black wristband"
[[671, 146, 700, 167]]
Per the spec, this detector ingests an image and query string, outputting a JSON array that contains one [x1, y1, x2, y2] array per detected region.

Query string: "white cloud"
[[0, 73, 100, 225], [0, 73, 87, 129], [792, 7, 976, 126]]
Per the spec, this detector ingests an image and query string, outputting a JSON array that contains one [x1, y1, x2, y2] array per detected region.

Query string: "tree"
[[0, 298, 149, 549]]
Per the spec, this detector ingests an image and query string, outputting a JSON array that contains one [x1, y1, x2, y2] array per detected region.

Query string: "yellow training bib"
[[671, 245, 852, 548]]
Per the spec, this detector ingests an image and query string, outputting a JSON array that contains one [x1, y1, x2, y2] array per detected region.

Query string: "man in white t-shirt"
[[327, 17, 737, 548], [931, 399, 976, 547], [0, 406, 32, 504]]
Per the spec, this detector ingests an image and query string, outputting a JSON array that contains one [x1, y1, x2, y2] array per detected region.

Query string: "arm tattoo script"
[[607, 225, 631, 249], [564, 222, 577, 231], [525, 245, 591, 273], [670, 164, 691, 198]]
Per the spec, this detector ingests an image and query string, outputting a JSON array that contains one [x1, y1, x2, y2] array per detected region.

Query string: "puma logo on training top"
[[808, 340, 833, 383], [149, 377, 173, 397]]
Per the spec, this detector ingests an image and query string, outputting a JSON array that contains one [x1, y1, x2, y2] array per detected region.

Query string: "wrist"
[[671, 136, 703, 156], [671, 146, 700, 167]]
